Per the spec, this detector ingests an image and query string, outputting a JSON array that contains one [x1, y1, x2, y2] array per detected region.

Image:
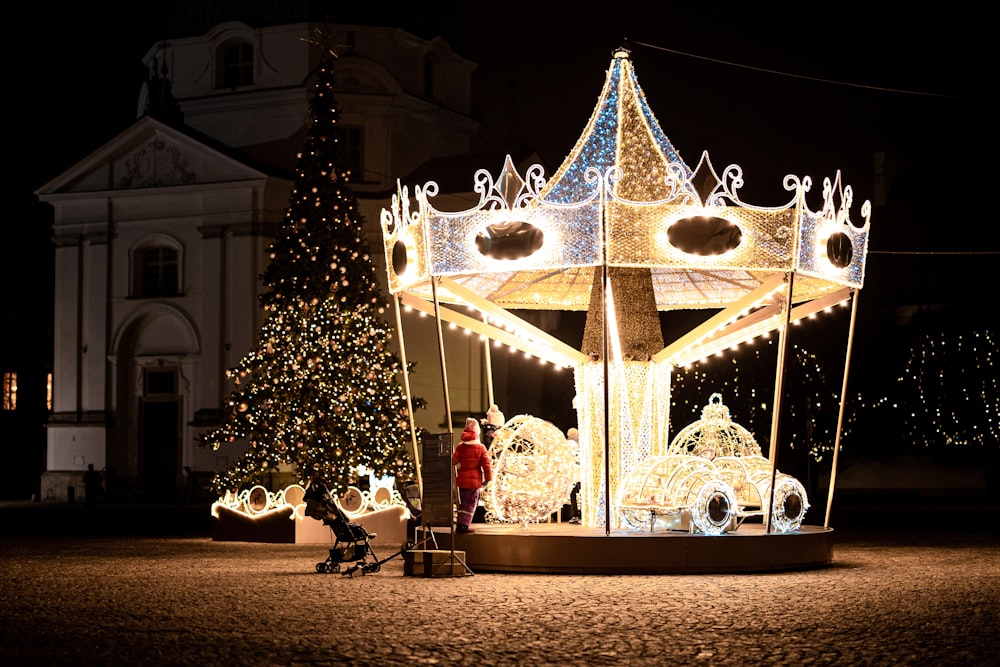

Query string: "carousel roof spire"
[[541, 47, 694, 205]]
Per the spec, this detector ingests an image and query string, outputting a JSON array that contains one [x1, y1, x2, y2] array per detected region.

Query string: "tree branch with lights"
[[199, 55, 419, 498]]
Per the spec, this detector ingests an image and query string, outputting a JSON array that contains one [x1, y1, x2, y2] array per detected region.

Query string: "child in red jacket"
[[453, 417, 493, 534]]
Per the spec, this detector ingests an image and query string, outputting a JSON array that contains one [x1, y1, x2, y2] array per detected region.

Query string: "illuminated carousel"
[[380, 48, 870, 573]]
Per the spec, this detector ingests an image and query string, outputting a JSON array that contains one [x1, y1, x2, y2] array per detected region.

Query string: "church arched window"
[[132, 240, 181, 298], [217, 40, 254, 89]]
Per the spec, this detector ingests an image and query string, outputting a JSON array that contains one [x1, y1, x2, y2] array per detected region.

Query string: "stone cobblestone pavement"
[[1, 503, 997, 666]]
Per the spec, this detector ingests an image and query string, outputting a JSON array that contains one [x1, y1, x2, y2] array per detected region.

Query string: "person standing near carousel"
[[481, 403, 505, 447], [453, 417, 492, 534]]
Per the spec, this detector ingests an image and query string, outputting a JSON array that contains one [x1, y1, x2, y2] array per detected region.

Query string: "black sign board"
[[420, 432, 454, 527]]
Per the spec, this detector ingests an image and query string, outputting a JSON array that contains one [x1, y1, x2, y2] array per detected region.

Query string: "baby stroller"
[[304, 481, 408, 576]]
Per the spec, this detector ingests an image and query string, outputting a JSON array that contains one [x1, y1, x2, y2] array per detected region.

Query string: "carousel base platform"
[[418, 522, 834, 574]]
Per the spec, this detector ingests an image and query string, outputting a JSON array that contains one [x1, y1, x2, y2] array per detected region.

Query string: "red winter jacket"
[[453, 441, 493, 489]]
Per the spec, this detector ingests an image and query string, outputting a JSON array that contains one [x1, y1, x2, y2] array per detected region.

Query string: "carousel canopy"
[[380, 48, 870, 367]]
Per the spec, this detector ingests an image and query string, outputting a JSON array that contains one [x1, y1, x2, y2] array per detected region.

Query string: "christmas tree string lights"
[[199, 56, 417, 500], [844, 311, 998, 455]]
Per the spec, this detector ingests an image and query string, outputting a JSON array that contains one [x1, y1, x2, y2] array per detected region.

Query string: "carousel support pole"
[[602, 263, 611, 535], [430, 278, 454, 450], [431, 277, 472, 573], [825, 288, 860, 528], [482, 312, 495, 409], [392, 294, 422, 493], [765, 271, 795, 534], [431, 278, 452, 433], [430, 277, 460, 513]]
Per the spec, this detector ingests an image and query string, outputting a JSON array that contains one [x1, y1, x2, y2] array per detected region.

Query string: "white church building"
[[33, 19, 517, 501]]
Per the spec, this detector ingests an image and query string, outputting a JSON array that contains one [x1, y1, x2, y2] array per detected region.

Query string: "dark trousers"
[[457, 487, 480, 528]]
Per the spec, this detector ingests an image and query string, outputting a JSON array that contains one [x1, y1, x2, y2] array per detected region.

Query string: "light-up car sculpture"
[[618, 394, 809, 534]]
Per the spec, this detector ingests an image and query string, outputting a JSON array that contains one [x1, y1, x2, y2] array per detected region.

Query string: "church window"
[[333, 126, 364, 181], [134, 245, 180, 298], [218, 40, 253, 89], [423, 54, 435, 99]]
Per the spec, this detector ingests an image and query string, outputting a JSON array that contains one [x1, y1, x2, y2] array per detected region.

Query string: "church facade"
[[34, 20, 487, 500]]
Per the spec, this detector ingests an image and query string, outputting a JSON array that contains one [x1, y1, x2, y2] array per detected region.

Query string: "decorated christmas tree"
[[200, 54, 417, 498]]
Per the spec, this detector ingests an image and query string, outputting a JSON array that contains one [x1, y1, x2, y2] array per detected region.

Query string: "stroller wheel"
[[362, 563, 381, 574], [315, 562, 327, 574]]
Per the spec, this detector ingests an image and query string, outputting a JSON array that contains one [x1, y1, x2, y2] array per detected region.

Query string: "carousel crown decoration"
[[795, 170, 872, 286], [380, 47, 870, 316], [380, 181, 429, 295]]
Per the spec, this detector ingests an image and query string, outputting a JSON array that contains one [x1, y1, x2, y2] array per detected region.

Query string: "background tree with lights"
[[844, 306, 999, 466], [200, 54, 417, 498]]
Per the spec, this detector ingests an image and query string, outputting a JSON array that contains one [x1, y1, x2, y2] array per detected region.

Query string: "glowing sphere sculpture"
[[482, 415, 579, 527]]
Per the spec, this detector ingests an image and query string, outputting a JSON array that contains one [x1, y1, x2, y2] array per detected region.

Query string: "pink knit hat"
[[461, 417, 481, 442]]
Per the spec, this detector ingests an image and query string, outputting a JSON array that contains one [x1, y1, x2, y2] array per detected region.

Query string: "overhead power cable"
[[869, 250, 999, 256], [628, 39, 981, 101]]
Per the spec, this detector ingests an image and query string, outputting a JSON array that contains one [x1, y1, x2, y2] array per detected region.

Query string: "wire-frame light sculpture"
[[379, 47, 869, 533]]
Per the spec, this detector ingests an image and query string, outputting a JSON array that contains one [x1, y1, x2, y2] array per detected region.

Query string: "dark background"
[[13, 2, 993, 294], [6, 1, 994, 498], [13, 2, 994, 261], [13, 2, 991, 208]]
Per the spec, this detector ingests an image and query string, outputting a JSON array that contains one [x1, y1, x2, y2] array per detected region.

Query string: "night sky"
[[3, 2, 994, 500], [10, 2, 994, 309]]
